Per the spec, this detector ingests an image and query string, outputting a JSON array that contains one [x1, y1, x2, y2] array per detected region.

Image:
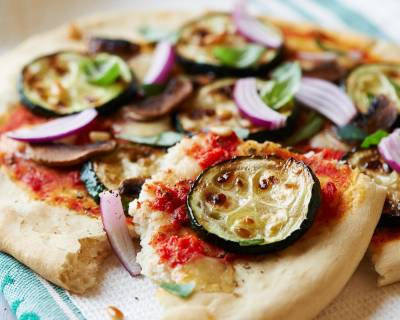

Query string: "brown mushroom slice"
[[88, 37, 140, 58], [119, 177, 146, 199], [26, 140, 116, 167], [354, 95, 398, 134], [122, 76, 193, 121]]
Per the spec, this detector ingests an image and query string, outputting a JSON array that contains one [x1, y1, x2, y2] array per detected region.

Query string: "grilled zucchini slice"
[[81, 144, 164, 202], [346, 64, 400, 114], [176, 13, 283, 77], [187, 156, 321, 254], [19, 51, 136, 116]]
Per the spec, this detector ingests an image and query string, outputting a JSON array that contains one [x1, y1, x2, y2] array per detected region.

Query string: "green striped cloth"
[[0, 0, 396, 319]]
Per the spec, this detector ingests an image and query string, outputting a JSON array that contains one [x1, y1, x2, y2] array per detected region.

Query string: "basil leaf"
[[138, 26, 178, 43], [336, 124, 367, 141], [261, 62, 301, 110], [212, 45, 265, 69], [284, 112, 324, 146], [160, 282, 195, 298], [141, 83, 165, 97], [239, 239, 264, 246], [361, 130, 389, 148], [82, 54, 131, 85], [118, 131, 184, 147], [233, 127, 250, 140]]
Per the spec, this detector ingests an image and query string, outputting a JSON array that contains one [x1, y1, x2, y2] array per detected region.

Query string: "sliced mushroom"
[[26, 140, 116, 167], [346, 148, 400, 227], [88, 37, 140, 58], [121, 76, 193, 121], [119, 177, 145, 199], [354, 95, 398, 134]]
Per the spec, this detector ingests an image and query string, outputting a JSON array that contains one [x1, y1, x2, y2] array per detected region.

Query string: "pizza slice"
[[130, 131, 385, 319]]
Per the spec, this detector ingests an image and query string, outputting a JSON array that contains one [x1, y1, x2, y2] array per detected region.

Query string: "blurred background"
[[1, 0, 399, 53]]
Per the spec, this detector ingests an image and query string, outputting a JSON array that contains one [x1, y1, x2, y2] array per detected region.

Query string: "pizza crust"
[[370, 237, 400, 286], [0, 168, 110, 293], [0, 9, 396, 294]]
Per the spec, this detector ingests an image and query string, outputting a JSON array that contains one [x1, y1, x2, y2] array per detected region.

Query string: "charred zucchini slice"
[[176, 78, 297, 142], [187, 156, 321, 254], [346, 148, 400, 227], [80, 144, 164, 202], [20, 52, 136, 116], [176, 13, 283, 77], [346, 64, 400, 114]]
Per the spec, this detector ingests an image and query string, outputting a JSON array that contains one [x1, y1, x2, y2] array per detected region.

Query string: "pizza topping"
[[118, 131, 184, 147], [0, 155, 99, 215], [88, 37, 140, 58], [346, 64, 400, 114], [232, 0, 283, 48], [234, 78, 287, 130], [160, 282, 195, 298], [378, 129, 400, 173], [187, 156, 321, 253], [346, 148, 400, 227], [212, 44, 266, 69], [81, 144, 164, 203], [187, 132, 240, 169], [20, 52, 135, 116], [7, 109, 97, 143], [143, 41, 175, 85], [295, 77, 356, 126], [100, 190, 141, 276], [120, 77, 192, 121], [176, 13, 282, 77], [26, 140, 116, 167]]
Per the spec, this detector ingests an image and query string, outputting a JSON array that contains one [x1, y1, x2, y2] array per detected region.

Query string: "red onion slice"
[[100, 190, 141, 276], [6, 109, 97, 143], [295, 77, 356, 127], [233, 0, 283, 49], [143, 41, 175, 85], [234, 78, 287, 130], [378, 129, 400, 172]]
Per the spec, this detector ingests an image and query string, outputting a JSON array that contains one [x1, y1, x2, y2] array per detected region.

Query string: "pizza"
[[0, 1, 399, 318]]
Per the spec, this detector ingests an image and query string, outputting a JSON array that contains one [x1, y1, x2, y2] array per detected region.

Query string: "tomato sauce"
[[148, 180, 191, 227], [186, 132, 240, 169], [151, 227, 226, 268], [0, 105, 99, 215], [1, 155, 99, 215]]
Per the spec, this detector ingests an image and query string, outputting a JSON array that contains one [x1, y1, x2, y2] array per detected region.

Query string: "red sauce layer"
[[151, 227, 226, 268], [0, 155, 99, 215], [0, 106, 100, 215], [186, 133, 240, 169], [148, 180, 192, 227]]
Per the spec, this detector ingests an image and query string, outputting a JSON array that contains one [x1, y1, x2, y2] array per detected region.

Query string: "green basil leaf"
[[336, 124, 367, 141], [284, 112, 324, 146], [160, 282, 195, 298], [361, 130, 389, 148], [233, 127, 250, 140], [212, 45, 265, 68], [82, 54, 131, 85], [138, 26, 178, 43], [141, 83, 165, 97], [239, 239, 264, 246], [118, 131, 184, 147], [261, 62, 301, 110]]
